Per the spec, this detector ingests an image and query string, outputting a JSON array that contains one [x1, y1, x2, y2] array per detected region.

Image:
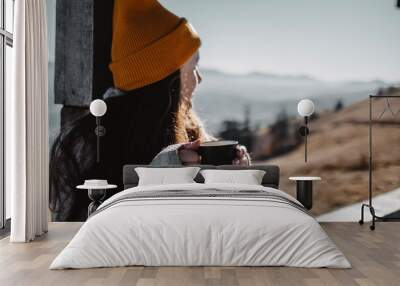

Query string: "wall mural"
[[47, 0, 400, 221]]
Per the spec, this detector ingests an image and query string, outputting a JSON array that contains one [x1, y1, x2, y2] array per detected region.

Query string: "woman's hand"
[[178, 139, 202, 165], [233, 145, 251, 166]]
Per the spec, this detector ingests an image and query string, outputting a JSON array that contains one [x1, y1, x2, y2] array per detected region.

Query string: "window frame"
[[0, 0, 13, 230]]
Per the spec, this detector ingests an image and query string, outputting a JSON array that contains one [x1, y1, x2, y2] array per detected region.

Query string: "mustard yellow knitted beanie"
[[109, 0, 201, 91]]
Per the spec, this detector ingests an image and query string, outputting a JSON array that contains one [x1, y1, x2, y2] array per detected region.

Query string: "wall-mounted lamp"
[[90, 99, 107, 163], [297, 99, 315, 162]]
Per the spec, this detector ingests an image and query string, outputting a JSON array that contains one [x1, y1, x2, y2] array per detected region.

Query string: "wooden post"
[[54, 0, 114, 125]]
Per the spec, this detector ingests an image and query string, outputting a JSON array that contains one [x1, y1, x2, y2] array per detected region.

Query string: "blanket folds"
[[50, 183, 351, 269]]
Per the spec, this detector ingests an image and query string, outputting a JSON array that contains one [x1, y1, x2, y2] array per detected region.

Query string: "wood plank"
[[0, 222, 399, 286]]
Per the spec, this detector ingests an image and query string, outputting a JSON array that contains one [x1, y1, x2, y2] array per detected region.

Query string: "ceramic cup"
[[198, 140, 238, 165]]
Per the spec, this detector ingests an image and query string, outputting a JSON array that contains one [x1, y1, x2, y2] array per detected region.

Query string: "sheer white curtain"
[[7, 0, 49, 242]]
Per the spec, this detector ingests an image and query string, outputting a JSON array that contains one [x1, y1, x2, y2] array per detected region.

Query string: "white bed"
[[50, 182, 350, 269]]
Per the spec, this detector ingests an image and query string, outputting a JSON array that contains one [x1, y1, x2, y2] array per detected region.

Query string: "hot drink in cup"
[[198, 140, 238, 165]]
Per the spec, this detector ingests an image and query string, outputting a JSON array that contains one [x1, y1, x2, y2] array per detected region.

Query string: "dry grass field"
[[262, 89, 400, 215]]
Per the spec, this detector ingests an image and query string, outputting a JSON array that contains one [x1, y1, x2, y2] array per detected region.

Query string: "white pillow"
[[135, 167, 200, 186], [200, 169, 266, 185]]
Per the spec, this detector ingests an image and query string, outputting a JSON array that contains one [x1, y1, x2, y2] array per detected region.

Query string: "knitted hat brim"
[[110, 19, 201, 91]]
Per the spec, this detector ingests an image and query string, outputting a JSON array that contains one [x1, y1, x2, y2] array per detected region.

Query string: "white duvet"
[[50, 183, 350, 269]]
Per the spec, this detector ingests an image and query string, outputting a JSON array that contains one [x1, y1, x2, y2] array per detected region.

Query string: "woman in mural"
[[50, 0, 251, 221]]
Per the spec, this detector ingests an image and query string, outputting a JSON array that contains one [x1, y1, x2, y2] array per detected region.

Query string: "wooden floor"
[[0, 222, 399, 286]]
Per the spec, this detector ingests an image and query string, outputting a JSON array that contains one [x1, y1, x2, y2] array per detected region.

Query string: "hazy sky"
[[160, 0, 400, 82]]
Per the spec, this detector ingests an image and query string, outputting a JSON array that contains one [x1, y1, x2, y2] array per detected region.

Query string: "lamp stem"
[[304, 116, 308, 162], [96, 117, 100, 163], [305, 130, 307, 162]]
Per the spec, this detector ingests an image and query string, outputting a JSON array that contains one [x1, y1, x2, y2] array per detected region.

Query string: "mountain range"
[[194, 69, 391, 133]]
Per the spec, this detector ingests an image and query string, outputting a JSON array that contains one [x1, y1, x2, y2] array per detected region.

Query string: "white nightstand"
[[289, 177, 321, 210], [77, 184, 117, 217]]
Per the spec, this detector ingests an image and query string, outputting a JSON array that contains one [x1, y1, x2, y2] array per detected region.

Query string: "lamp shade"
[[297, 99, 315, 117], [90, 99, 107, 117]]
